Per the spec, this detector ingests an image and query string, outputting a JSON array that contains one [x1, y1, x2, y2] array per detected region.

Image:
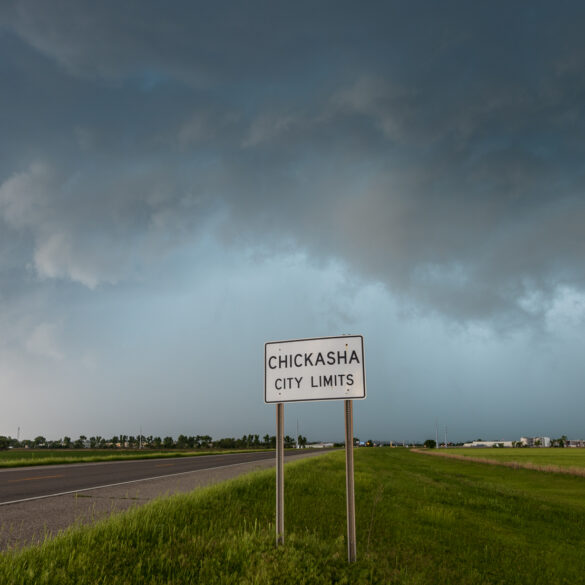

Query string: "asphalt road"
[[0, 451, 301, 506]]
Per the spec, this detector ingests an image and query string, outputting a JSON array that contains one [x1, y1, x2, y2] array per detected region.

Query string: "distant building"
[[462, 441, 513, 448], [520, 436, 551, 447], [566, 439, 585, 447]]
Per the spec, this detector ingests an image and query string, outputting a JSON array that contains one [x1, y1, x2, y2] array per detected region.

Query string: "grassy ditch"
[[2, 449, 585, 584], [0, 449, 268, 469]]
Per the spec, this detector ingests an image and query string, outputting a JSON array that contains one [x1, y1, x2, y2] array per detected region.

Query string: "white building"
[[566, 439, 585, 447], [520, 436, 551, 447], [462, 440, 513, 448]]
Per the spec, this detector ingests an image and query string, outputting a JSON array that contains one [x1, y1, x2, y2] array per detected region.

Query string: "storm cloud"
[[1, 1, 584, 442]]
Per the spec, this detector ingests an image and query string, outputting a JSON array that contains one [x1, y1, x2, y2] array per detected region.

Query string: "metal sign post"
[[344, 399, 357, 562], [276, 402, 284, 545]]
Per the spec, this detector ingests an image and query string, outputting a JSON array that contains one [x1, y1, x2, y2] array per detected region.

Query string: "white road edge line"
[[0, 460, 267, 507]]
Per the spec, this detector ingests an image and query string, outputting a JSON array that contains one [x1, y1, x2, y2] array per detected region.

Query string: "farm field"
[[0, 449, 267, 468], [2, 449, 585, 584], [434, 447, 585, 472]]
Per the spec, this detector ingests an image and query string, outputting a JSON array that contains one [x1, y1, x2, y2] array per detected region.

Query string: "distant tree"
[[62, 436, 72, 448], [424, 439, 437, 449], [217, 437, 236, 449], [152, 436, 162, 448], [263, 434, 271, 447], [284, 435, 295, 448], [74, 435, 87, 449], [176, 434, 188, 449], [298, 435, 307, 448], [163, 436, 175, 449], [199, 435, 212, 448], [0, 436, 9, 450], [34, 436, 46, 448]]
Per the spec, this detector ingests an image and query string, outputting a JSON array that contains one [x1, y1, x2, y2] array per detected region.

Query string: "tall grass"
[[2, 449, 585, 583], [423, 447, 585, 476]]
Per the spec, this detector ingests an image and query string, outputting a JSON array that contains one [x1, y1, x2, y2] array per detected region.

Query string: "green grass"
[[432, 447, 585, 473], [2, 449, 585, 583], [0, 449, 268, 469]]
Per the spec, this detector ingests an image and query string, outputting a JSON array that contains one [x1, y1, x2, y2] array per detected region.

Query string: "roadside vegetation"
[[2, 449, 585, 583]]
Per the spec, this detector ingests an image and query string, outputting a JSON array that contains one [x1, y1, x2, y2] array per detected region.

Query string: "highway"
[[0, 451, 301, 506]]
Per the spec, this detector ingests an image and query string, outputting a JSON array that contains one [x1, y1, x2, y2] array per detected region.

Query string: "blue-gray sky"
[[1, 1, 584, 444]]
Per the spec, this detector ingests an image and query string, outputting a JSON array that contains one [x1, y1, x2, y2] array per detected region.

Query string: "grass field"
[[0, 449, 265, 468], [429, 447, 585, 474], [2, 448, 585, 584]]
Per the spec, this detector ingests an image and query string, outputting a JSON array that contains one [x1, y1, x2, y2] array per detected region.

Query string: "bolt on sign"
[[265, 335, 366, 404]]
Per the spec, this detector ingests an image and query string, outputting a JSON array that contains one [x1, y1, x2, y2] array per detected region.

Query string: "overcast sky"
[[1, 1, 584, 444]]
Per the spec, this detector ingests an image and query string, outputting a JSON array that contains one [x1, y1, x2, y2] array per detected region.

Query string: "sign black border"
[[264, 334, 366, 404]]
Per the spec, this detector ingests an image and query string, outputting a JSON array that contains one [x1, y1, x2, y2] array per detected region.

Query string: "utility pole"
[[435, 420, 439, 448], [445, 426, 448, 448]]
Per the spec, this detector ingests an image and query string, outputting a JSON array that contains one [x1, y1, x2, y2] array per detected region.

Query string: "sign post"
[[344, 400, 356, 562], [264, 335, 366, 562], [276, 402, 284, 545]]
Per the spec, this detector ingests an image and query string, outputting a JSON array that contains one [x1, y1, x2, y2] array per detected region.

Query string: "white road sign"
[[264, 335, 366, 403]]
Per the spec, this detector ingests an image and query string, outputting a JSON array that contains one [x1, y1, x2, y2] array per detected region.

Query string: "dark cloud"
[[1, 0, 584, 326]]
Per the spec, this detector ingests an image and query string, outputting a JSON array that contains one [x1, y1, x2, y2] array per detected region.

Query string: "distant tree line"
[[0, 433, 309, 450]]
